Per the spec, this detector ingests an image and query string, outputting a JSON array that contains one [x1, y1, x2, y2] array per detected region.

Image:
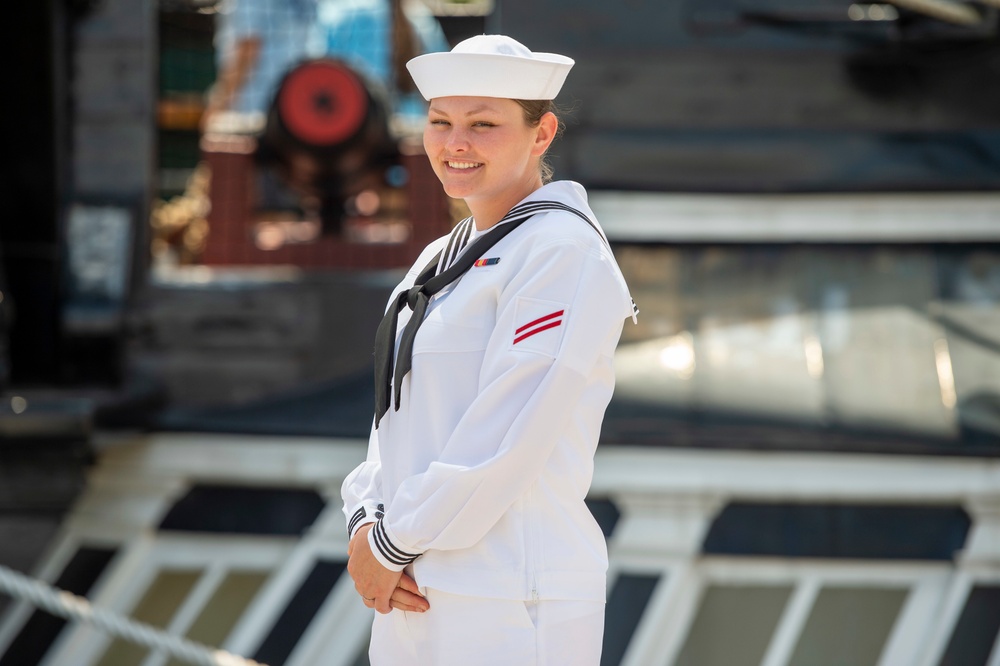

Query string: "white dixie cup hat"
[[406, 34, 575, 101]]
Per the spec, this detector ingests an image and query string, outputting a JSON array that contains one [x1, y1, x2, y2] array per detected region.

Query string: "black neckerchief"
[[373, 200, 604, 427]]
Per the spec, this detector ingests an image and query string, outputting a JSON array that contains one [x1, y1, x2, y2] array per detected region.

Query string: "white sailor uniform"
[[342, 180, 635, 664]]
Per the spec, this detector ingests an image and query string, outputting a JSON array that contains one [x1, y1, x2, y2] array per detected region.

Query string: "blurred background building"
[[1, 0, 999, 664]]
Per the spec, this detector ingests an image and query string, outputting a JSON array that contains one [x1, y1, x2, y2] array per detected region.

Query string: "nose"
[[445, 127, 469, 152]]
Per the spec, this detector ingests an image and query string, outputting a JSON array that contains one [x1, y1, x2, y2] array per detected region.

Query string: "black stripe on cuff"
[[373, 519, 420, 566], [348, 507, 366, 537]]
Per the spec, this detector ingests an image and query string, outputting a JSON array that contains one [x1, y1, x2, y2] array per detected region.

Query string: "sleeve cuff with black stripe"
[[347, 502, 384, 540], [366, 517, 422, 572]]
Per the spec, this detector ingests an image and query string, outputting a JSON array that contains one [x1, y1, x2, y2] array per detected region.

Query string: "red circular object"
[[277, 61, 368, 146]]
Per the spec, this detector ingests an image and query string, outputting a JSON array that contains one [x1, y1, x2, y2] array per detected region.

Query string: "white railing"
[[0, 564, 267, 666]]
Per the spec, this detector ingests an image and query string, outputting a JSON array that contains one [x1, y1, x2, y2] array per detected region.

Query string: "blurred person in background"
[[193, 0, 321, 232], [197, 0, 446, 234], [204, 0, 319, 129], [341, 35, 637, 665], [318, 0, 449, 129]]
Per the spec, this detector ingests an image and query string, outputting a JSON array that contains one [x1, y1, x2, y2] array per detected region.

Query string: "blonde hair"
[[514, 99, 565, 183]]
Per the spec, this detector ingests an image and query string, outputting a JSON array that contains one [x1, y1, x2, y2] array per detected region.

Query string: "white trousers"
[[368, 589, 605, 666]]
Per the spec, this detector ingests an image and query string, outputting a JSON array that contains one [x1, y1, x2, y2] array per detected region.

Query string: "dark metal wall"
[[1, 0, 66, 386], [0, 0, 156, 617], [491, 0, 1000, 192]]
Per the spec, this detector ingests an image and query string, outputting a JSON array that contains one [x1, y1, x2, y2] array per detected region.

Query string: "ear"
[[530, 111, 559, 157]]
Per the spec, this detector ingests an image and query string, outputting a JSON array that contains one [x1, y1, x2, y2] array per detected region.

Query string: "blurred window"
[[158, 484, 326, 535], [252, 560, 347, 666], [787, 586, 909, 665], [938, 585, 1000, 666], [165, 570, 270, 666], [674, 584, 793, 666], [602, 572, 663, 666], [586, 497, 623, 539], [608, 243, 1000, 454], [702, 503, 971, 560], [95, 569, 201, 665], [0, 547, 117, 666], [47, 538, 293, 665], [617, 559, 947, 666]]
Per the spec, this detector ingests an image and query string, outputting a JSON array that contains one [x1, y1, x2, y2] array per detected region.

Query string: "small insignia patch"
[[510, 297, 568, 357], [474, 257, 501, 267]]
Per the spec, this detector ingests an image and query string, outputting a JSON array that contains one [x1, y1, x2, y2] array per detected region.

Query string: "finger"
[[391, 588, 429, 612], [396, 574, 425, 597], [390, 598, 428, 613], [373, 586, 394, 615]]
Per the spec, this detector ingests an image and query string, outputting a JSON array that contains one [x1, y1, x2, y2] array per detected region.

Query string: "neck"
[[468, 174, 545, 231]]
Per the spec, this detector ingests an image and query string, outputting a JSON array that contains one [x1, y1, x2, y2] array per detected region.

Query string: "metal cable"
[[0, 563, 267, 666]]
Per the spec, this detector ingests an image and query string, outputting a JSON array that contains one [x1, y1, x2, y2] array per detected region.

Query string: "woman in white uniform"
[[342, 34, 636, 665]]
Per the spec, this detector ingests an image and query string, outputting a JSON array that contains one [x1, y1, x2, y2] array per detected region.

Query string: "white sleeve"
[[341, 419, 384, 539], [340, 239, 445, 540], [367, 238, 630, 571]]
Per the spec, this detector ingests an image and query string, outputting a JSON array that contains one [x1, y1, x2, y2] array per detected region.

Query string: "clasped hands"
[[347, 524, 430, 614]]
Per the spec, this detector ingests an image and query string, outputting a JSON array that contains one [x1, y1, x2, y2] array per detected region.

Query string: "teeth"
[[448, 161, 481, 169]]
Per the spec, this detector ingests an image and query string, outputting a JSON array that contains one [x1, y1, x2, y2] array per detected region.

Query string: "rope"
[[0, 563, 268, 666]]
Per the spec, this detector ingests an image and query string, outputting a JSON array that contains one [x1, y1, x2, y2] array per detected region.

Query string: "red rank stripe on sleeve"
[[514, 310, 565, 344]]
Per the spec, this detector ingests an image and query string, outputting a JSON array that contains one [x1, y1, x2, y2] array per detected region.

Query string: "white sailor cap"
[[406, 34, 574, 101]]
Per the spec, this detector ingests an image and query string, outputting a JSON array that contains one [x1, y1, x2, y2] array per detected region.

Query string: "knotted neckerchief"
[[373, 200, 605, 427]]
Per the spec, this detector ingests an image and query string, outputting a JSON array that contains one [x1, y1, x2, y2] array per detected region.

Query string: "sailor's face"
[[423, 96, 541, 205]]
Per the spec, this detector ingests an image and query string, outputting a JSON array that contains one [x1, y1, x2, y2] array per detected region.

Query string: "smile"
[[447, 161, 482, 170]]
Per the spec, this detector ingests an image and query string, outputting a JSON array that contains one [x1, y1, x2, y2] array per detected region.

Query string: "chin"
[[442, 183, 475, 200]]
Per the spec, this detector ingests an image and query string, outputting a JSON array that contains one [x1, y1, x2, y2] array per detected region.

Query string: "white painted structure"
[[1, 434, 996, 666]]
